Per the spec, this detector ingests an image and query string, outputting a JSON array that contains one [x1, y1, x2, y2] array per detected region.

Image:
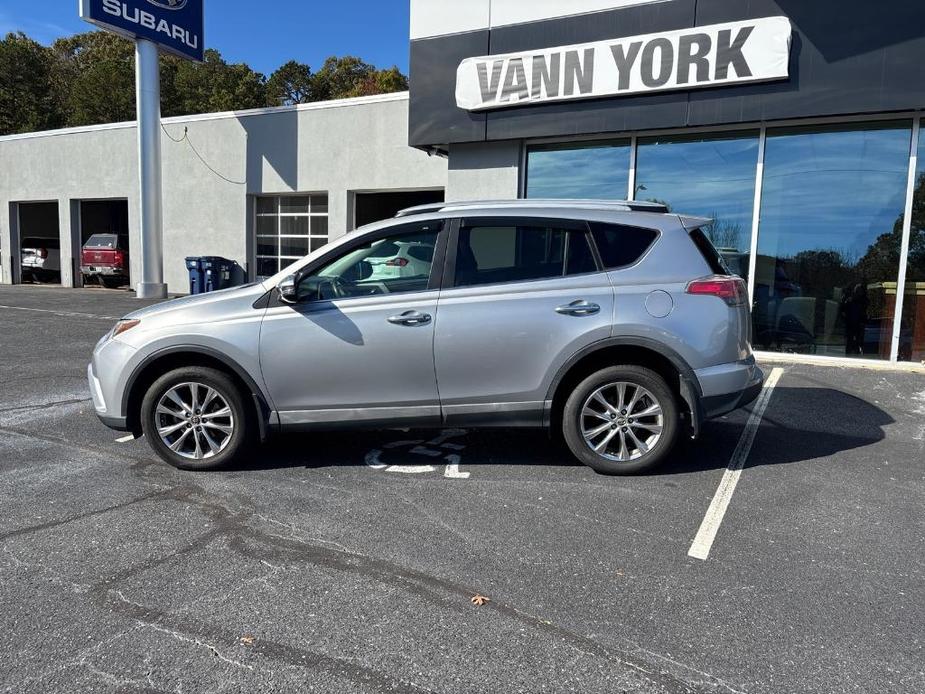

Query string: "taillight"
[[38, 248, 48, 259], [114, 250, 124, 267], [385, 257, 409, 267], [686, 276, 748, 306]]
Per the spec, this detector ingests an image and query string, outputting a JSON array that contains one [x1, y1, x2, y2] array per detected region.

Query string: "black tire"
[[562, 365, 679, 475], [101, 276, 121, 289], [141, 366, 253, 471]]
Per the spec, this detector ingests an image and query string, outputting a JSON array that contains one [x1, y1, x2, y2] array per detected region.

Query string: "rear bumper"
[[81, 266, 125, 276], [701, 374, 764, 419]]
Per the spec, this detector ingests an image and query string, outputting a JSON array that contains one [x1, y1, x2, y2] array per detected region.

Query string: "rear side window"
[[688, 227, 731, 275], [589, 222, 658, 269], [84, 234, 119, 249], [455, 223, 597, 288], [22, 238, 60, 249]]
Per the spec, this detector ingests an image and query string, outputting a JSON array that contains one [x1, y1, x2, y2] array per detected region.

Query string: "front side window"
[[454, 223, 597, 288], [296, 222, 441, 302]]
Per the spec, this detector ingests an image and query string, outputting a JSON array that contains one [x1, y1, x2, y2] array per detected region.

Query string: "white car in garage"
[[365, 239, 435, 281], [21, 237, 61, 283]]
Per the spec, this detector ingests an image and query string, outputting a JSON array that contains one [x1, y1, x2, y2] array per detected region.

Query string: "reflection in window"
[[899, 123, 925, 362], [635, 133, 759, 279], [298, 223, 441, 302], [526, 141, 631, 200], [753, 124, 912, 360]]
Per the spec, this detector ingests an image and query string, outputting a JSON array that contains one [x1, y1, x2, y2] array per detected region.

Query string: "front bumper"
[[88, 335, 138, 431]]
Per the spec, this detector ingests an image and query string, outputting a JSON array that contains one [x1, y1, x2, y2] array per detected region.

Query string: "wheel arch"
[[546, 337, 703, 437], [122, 346, 273, 438]]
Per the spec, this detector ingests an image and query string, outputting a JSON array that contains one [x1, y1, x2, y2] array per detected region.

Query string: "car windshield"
[[84, 234, 118, 248]]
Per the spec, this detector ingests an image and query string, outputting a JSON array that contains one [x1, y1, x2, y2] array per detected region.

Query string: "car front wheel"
[[562, 365, 679, 475], [141, 367, 252, 471]]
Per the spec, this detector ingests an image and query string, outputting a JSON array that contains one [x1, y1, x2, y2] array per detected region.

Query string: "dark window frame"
[[443, 216, 604, 290]]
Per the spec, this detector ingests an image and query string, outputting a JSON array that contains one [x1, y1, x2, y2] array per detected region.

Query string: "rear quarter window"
[[588, 222, 658, 269], [688, 227, 731, 275]]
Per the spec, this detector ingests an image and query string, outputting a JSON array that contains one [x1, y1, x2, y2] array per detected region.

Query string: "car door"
[[434, 217, 615, 426], [259, 219, 446, 427]]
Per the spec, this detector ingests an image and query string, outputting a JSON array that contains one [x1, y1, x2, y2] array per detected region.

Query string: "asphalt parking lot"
[[1, 284, 923, 694]]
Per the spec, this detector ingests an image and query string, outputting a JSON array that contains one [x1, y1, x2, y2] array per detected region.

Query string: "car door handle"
[[387, 310, 432, 326], [556, 300, 601, 316]]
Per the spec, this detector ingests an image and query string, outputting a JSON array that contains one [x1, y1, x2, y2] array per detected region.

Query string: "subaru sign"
[[79, 0, 204, 62]]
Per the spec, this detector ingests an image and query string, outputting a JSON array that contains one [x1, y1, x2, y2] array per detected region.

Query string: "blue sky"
[[0, 0, 412, 75]]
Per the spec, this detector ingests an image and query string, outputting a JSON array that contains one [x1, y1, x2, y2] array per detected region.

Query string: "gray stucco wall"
[[446, 141, 521, 201], [0, 93, 447, 293]]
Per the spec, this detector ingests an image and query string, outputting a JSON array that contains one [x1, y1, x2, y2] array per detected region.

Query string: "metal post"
[[890, 117, 920, 362], [134, 39, 167, 299], [627, 136, 638, 200], [746, 126, 767, 305]]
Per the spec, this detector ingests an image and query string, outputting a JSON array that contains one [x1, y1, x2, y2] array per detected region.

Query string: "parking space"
[[1, 285, 923, 694]]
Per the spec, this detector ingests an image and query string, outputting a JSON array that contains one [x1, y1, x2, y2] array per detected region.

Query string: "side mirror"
[[278, 274, 299, 304]]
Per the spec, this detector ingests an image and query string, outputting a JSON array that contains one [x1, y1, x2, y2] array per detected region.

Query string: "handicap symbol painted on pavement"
[[364, 429, 470, 479]]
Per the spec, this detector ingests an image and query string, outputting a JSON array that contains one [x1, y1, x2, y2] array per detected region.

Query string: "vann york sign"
[[79, 0, 204, 62], [456, 17, 792, 112]]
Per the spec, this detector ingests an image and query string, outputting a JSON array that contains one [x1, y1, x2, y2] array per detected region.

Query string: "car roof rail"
[[394, 199, 671, 218]]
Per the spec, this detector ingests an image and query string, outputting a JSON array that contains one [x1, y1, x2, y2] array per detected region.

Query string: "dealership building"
[[1, 0, 924, 365]]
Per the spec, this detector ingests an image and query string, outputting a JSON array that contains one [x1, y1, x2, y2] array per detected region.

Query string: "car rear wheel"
[[141, 367, 252, 471], [562, 365, 679, 475]]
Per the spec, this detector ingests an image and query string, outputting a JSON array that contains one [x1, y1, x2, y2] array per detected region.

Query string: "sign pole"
[[134, 38, 167, 300]]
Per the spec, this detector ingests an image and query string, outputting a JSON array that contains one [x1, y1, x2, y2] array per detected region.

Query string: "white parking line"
[[688, 367, 784, 561], [115, 435, 136, 443], [0, 304, 119, 320]]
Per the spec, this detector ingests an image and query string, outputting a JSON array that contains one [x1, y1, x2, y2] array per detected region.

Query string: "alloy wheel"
[[580, 381, 664, 462], [154, 382, 235, 461]]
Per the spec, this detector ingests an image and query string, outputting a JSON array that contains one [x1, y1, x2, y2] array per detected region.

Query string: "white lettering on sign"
[[100, 0, 199, 50], [456, 16, 791, 111]]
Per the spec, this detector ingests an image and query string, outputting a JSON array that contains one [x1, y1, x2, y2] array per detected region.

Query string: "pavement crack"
[[143, 623, 256, 671], [0, 488, 185, 542], [0, 397, 90, 415]]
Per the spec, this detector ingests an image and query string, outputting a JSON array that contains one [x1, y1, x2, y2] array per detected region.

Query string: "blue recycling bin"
[[185, 257, 205, 295], [201, 256, 237, 292]]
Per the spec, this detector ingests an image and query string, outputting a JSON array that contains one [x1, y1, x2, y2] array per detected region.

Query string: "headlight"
[[111, 319, 141, 338]]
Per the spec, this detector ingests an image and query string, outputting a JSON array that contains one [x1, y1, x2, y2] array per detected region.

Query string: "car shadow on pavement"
[[659, 386, 894, 475], [229, 386, 893, 475]]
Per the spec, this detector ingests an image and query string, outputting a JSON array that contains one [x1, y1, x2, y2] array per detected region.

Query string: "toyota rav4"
[[89, 200, 763, 475]]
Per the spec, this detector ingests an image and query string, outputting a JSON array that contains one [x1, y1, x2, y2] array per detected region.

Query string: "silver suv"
[[89, 200, 763, 474]]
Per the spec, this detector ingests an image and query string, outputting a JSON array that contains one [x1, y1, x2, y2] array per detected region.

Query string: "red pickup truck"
[[81, 234, 129, 288]]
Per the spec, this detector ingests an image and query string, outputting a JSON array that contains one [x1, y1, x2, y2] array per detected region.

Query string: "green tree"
[[0, 32, 64, 135], [164, 49, 268, 116], [267, 60, 315, 105], [311, 56, 375, 100], [51, 32, 137, 126], [347, 65, 409, 98]]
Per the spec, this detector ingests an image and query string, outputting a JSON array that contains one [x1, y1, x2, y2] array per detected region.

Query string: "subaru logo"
[[147, 0, 188, 9]]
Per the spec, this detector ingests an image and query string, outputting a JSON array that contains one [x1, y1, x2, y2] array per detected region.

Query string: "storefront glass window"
[[899, 122, 925, 362], [635, 132, 759, 279], [526, 141, 631, 200], [255, 194, 329, 279], [753, 123, 912, 360]]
